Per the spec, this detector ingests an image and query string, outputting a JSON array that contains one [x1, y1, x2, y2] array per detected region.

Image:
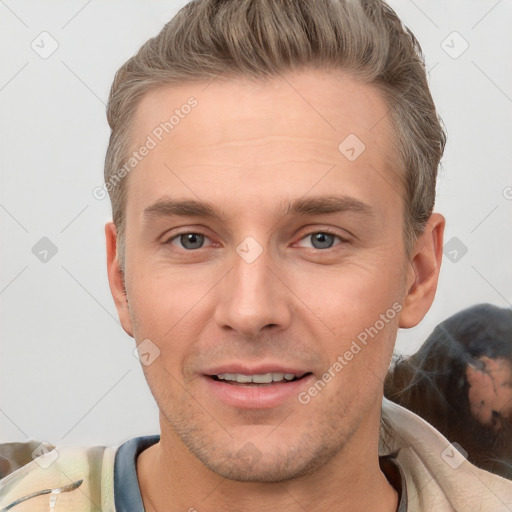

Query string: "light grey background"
[[1, 0, 511, 446]]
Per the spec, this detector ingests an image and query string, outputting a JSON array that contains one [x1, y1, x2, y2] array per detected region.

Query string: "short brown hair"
[[105, 0, 446, 270]]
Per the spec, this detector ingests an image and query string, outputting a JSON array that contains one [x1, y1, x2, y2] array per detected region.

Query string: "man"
[[1, 0, 511, 510]]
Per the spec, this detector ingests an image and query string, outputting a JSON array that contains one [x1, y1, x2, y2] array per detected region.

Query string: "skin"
[[106, 69, 444, 511]]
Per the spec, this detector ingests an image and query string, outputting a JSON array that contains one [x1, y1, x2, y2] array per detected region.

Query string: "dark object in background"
[[385, 303, 512, 479]]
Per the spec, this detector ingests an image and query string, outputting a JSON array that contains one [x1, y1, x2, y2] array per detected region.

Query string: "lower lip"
[[201, 374, 314, 409]]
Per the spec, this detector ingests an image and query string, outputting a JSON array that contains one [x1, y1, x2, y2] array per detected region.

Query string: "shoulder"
[[381, 398, 512, 511], [0, 440, 118, 512]]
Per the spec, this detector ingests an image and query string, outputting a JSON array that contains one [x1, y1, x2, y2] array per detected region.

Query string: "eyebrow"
[[143, 195, 374, 223]]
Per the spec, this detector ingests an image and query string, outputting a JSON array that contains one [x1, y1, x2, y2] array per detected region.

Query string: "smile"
[[212, 372, 308, 384]]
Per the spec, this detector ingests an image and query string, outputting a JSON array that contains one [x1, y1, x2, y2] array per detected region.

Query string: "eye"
[[296, 231, 346, 250], [166, 232, 211, 250]]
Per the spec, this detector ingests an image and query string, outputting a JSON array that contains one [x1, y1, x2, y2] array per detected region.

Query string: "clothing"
[[1, 398, 512, 511], [114, 435, 159, 511]]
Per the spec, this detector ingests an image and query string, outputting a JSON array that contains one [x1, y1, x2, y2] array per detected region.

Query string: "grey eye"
[[179, 233, 205, 250], [310, 232, 336, 249]]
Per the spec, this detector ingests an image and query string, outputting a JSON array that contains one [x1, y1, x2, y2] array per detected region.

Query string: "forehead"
[[133, 70, 394, 151], [126, 70, 402, 221]]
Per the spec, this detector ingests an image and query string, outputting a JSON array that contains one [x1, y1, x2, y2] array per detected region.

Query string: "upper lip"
[[202, 364, 311, 377]]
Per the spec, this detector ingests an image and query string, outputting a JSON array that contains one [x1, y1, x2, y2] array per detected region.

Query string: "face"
[[107, 69, 443, 482]]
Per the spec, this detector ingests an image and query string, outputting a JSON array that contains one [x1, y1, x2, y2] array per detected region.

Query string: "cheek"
[[292, 254, 406, 329], [290, 262, 403, 381], [128, 258, 209, 314]]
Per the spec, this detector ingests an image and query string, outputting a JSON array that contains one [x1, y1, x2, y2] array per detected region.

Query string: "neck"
[[137, 412, 398, 512]]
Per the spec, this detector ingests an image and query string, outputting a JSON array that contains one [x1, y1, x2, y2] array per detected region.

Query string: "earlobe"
[[105, 222, 134, 337], [398, 213, 445, 329]]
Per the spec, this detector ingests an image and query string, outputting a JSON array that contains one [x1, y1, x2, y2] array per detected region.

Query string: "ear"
[[105, 222, 134, 337], [399, 213, 445, 328]]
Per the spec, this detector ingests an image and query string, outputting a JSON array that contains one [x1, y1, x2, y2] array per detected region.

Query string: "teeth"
[[216, 372, 301, 383]]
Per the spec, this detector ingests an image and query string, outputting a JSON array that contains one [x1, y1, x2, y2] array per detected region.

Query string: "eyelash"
[[163, 229, 348, 251]]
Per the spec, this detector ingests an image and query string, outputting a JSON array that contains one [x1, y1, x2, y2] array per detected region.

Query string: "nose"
[[214, 242, 293, 337]]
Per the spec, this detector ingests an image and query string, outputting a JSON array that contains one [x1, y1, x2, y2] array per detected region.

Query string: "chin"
[[189, 436, 338, 483], [203, 456, 314, 483]]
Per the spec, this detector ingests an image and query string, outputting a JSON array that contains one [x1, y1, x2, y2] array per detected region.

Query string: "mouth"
[[200, 364, 315, 408], [208, 372, 312, 385], [202, 370, 315, 409]]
